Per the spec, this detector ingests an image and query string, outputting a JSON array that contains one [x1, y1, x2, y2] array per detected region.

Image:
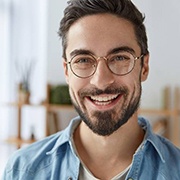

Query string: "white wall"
[[9, 0, 48, 104], [0, 0, 12, 139], [47, 0, 180, 109], [133, 0, 180, 108], [46, 0, 68, 84]]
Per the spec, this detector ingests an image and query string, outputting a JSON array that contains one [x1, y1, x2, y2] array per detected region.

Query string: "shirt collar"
[[138, 117, 165, 163], [47, 116, 166, 163], [46, 116, 81, 155]]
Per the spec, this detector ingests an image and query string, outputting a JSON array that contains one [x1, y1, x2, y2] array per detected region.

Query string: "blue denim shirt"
[[2, 117, 180, 180]]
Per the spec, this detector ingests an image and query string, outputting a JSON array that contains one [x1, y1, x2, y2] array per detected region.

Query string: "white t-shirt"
[[78, 162, 131, 180]]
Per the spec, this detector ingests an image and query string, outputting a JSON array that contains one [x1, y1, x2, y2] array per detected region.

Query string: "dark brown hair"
[[58, 0, 149, 58]]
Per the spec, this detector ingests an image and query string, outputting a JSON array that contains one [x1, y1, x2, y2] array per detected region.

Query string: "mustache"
[[79, 85, 129, 98]]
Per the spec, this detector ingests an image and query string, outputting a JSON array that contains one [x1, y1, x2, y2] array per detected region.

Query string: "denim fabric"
[[2, 116, 180, 180]]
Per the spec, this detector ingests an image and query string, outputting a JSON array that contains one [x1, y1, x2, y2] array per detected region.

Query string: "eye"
[[114, 55, 130, 61], [76, 57, 93, 64], [114, 55, 127, 61], [71, 55, 95, 68], [109, 52, 131, 62]]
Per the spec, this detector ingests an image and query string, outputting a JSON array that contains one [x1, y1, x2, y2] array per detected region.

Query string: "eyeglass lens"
[[69, 51, 137, 78]]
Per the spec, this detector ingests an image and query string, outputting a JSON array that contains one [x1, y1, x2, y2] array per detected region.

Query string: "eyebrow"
[[108, 46, 135, 55], [70, 49, 93, 58], [69, 46, 136, 58]]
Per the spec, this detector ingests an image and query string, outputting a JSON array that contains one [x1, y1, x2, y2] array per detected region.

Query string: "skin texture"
[[63, 13, 149, 179]]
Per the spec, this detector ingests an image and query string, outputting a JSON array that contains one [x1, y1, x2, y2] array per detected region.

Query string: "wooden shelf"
[[138, 109, 176, 116], [2, 102, 73, 148], [46, 104, 74, 112], [2, 102, 73, 110]]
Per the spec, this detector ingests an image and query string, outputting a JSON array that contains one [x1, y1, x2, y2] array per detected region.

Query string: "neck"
[[73, 113, 144, 179]]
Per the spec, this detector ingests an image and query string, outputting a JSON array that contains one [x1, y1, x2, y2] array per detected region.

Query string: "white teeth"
[[90, 94, 119, 102], [94, 101, 112, 106]]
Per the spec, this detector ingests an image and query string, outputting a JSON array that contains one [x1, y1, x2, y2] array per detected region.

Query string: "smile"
[[89, 94, 120, 106]]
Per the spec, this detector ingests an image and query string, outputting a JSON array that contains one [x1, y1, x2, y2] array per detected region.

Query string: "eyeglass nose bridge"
[[92, 55, 114, 76], [96, 56, 108, 61], [93, 56, 109, 68], [93, 56, 109, 69]]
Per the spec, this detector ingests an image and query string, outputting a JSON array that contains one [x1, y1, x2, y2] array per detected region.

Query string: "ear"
[[63, 58, 69, 84], [141, 54, 149, 82]]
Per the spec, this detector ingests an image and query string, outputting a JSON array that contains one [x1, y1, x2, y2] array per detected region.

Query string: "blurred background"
[[0, 0, 180, 176]]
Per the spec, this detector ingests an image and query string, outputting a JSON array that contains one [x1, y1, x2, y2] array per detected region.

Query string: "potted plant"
[[16, 60, 34, 104]]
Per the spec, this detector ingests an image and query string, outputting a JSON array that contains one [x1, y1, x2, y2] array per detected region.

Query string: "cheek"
[[68, 76, 87, 101], [123, 70, 140, 86], [127, 63, 143, 85], [121, 70, 141, 97]]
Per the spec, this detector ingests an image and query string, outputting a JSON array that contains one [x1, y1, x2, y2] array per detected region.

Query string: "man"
[[3, 0, 180, 179]]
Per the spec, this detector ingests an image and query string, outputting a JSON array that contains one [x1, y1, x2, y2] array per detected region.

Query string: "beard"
[[70, 83, 142, 136]]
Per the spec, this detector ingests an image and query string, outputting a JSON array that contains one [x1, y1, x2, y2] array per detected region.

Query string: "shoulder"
[[139, 117, 180, 162], [146, 133, 180, 173], [153, 135, 180, 178], [157, 135, 180, 161], [4, 131, 66, 175], [4, 117, 81, 174], [3, 118, 81, 179]]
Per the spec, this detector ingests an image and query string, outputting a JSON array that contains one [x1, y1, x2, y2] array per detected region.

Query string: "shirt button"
[[128, 178, 133, 180], [68, 178, 72, 180]]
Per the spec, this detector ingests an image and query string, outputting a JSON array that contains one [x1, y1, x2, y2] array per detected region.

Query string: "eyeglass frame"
[[64, 50, 144, 78]]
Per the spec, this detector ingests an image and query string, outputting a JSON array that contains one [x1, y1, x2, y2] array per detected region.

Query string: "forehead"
[[66, 13, 141, 57]]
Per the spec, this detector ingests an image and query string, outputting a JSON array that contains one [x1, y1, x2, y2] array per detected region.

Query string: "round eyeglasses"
[[65, 51, 144, 78]]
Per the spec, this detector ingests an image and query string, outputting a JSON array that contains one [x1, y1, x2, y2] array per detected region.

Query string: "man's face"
[[64, 14, 149, 136]]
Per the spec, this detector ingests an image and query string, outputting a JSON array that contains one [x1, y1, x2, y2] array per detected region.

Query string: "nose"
[[90, 58, 115, 89]]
